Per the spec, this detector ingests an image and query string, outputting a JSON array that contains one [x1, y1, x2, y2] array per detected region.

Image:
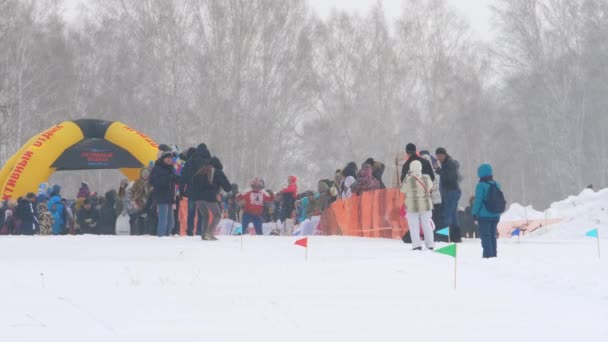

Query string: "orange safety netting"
[[319, 188, 409, 240]]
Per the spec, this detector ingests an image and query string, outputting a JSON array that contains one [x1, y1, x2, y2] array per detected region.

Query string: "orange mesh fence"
[[178, 198, 200, 236], [319, 188, 408, 240]]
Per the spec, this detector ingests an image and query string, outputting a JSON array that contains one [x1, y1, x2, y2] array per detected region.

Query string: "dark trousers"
[[242, 212, 263, 235], [478, 217, 499, 258], [196, 200, 221, 236], [280, 203, 294, 223], [442, 189, 462, 242], [187, 198, 203, 236]]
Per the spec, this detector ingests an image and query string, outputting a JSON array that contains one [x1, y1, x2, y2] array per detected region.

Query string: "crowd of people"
[[0, 141, 504, 258]]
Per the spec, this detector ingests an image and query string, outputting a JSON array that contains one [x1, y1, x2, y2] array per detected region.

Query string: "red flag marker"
[[295, 237, 309, 261], [295, 237, 308, 248]]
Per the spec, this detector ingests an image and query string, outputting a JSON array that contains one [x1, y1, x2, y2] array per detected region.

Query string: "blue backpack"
[[484, 182, 506, 214]]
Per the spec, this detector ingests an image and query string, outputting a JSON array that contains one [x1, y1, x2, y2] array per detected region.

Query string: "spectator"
[[37, 201, 54, 236], [17, 193, 39, 235], [352, 164, 381, 195], [279, 176, 298, 225], [150, 151, 178, 237], [127, 168, 152, 235], [78, 199, 100, 234], [191, 156, 232, 240], [472, 164, 503, 258], [401, 160, 435, 250], [401, 143, 435, 183], [435, 147, 462, 243], [99, 190, 119, 235], [77, 181, 91, 199]]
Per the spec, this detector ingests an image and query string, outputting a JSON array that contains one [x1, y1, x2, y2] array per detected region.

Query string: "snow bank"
[[500, 203, 545, 222], [533, 188, 608, 239], [501, 188, 608, 239]]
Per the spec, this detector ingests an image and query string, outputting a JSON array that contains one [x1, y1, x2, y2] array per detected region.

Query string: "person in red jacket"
[[237, 178, 274, 235], [279, 176, 298, 224]]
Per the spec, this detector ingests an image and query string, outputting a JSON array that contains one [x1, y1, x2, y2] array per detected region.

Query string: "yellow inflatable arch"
[[0, 119, 159, 200]]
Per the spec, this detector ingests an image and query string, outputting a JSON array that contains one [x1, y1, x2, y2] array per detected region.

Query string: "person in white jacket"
[[400, 160, 435, 250]]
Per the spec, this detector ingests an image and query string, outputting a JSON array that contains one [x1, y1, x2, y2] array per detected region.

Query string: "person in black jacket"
[[190, 156, 231, 240], [401, 143, 435, 183], [99, 190, 118, 235], [17, 193, 39, 235], [78, 199, 100, 234], [150, 152, 178, 237], [435, 147, 462, 243], [180, 144, 210, 236]]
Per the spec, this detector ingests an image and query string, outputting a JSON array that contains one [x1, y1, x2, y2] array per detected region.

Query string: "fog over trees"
[[1, 0, 607, 207]]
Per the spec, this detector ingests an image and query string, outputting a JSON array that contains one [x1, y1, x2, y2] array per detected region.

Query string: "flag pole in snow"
[[598, 231, 601, 259], [435, 244, 457, 289], [295, 237, 308, 261], [454, 245, 457, 290], [585, 229, 600, 259]]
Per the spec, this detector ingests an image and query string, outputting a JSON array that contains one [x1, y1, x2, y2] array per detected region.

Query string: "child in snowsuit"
[[237, 179, 274, 235]]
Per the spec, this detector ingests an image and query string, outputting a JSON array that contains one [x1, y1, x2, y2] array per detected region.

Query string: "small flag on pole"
[[295, 237, 309, 261], [511, 228, 521, 237], [435, 243, 458, 289], [586, 228, 600, 258], [295, 237, 308, 248], [585, 228, 598, 238], [436, 227, 450, 236], [233, 225, 243, 235], [435, 243, 456, 258]]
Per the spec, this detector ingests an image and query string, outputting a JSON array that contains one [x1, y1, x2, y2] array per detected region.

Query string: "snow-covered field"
[[1, 234, 606, 342]]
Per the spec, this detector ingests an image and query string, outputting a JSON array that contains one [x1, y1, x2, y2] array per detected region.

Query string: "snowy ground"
[[1, 235, 606, 342]]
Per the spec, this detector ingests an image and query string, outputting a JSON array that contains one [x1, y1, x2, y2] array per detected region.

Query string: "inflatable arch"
[[0, 119, 159, 200]]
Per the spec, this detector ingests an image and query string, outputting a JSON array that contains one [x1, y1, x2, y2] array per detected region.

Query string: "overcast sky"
[[64, 0, 495, 41], [308, 0, 495, 40]]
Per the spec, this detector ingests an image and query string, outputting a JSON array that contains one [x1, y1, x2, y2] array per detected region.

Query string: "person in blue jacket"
[[472, 164, 501, 258], [48, 187, 65, 235]]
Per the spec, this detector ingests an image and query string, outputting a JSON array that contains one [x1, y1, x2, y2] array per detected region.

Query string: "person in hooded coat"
[[472, 164, 502, 258], [278, 176, 298, 225], [181, 145, 210, 236], [48, 187, 65, 235], [401, 160, 435, 250], [341, 176, 356, 199], [77, 182, 91, 199], [150, 152, 178, 237], [352, 164, 381, 195], [99, 190, 119, 235]]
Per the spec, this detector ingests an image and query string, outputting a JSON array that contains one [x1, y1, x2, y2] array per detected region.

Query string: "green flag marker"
[[435, 243, 457, 258]]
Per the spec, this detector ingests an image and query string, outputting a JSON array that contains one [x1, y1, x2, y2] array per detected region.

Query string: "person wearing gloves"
[[401, 160, 435, 250]]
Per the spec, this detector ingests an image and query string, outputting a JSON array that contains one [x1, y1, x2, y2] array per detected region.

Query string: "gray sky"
[[63, 0, 495, 41], [308, 0, 495, 41]]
